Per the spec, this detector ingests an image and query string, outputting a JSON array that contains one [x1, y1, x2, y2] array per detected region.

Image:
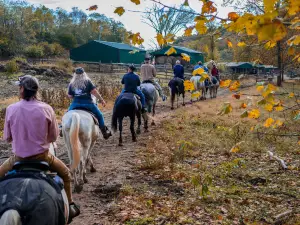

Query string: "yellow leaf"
[[218, 102, 233, 115], [288, 47, 296, 55], [129, 32, 144, 45], [199, 73, 209, 82], [201, 1, 217, 14], [229, 81, 241, 92], [181, 53, 190, 62], [264, 0, 279, 14], [264, 103, 273, 112], [274, 105, 284, 111], [264, 41, 277, 49], [192, 67, 205, 76], [232, 93, 241, 99], [264, 118, 275, 128], [191, 91, 201, 99], [250, 126, 255, 131], [248, 109, 260, 119], [257, 20, 287, 42], [184, 27, 194, 36], [237, 42, 246, 47], [220, 80, 232, 88], [240, 110, 248, 118], [184, 80, 195, 91], [156, 34, 165, 46], [257, 86, 264, 92], [227, 40, 233, 48], [228, 12, 239, 21], [130, 0, 140, 5], [274, 120, 283, 127], [195, 20, 207, 34], [114, 7, 125, 16], [289, 92, 295, 98], [230, 141, 244, 153], [287, 0, 300, 16], [165, 47, 177, 56]]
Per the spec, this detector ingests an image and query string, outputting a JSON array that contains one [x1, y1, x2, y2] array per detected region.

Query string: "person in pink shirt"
[[0, 75, 80, 223]]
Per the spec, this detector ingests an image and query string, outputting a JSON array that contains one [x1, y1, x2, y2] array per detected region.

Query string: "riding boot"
[[100, 126, 112, 140], [68, 202, 80, 224]]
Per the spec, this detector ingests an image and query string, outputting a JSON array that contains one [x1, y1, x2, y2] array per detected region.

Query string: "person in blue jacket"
[[173, 60, 184, 79]]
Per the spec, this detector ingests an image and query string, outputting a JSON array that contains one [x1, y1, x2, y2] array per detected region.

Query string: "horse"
[[190, 75, 207, 101], [0, 143, 69, 225], [61, 110, 98, 193], [168, 77, 185, 110], [208, 76, 220, 98], [111, 92, 144, 146], [139, 83, 159, 128]]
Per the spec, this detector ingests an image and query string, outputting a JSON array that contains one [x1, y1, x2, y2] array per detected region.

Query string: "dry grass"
[[114, 84, 300, 225]]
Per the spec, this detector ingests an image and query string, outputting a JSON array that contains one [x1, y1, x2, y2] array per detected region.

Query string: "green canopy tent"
[[70, 40, 146, 64], [150, 46, 205, 65]]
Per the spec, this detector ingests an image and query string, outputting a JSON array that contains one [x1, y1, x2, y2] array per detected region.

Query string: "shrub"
[[12, 57, 27, 63], [5, 60, 19, 74], [25, 45, 44, 58], [57, 59, 73, 72], [52, 43, 65, 56]]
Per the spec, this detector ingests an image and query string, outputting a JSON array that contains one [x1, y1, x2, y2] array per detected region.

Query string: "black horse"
[[112, 92, 144, 146], [168, 77, 185, 110]]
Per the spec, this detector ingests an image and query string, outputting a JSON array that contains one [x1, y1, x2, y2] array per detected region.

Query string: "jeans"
[[121, 89, 145, 108], [69, 102, 105, 128], [0, 151, 73, 203]]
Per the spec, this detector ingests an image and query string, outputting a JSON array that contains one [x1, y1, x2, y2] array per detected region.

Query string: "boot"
[[68, 202, 80, 224], [100, 126, 112, 140]]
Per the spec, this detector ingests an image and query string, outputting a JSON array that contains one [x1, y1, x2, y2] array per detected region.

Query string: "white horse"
[[208, 75, 220, 98], [0, 143, 69, 225], [190, 75, 207, 101], [62, 110, 99, 193]]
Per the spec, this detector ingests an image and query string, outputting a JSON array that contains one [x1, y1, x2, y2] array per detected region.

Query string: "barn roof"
[[93, 40, 146, 51]]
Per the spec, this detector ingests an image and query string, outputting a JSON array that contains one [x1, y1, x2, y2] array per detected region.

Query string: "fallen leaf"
[[114, 7, 125, 16], [264, 118, 275, 128]]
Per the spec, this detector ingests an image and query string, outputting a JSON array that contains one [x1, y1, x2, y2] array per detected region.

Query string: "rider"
[[0, 75, 80, 223], [194, 61, 209, 73], [121, 65, 146, 113], [141, 57, 167, 101], [173, 60, 185, 79], [211, 64, 220, 81], [68, 67, 111, 139]]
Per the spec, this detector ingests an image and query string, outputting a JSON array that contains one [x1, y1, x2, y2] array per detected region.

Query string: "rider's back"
[[141, 63, 156, 81], [4, 99, 58, 158], [122, 72, 140, 92]]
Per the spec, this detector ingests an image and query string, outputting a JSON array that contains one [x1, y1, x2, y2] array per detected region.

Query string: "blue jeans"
[[121, 89, 145, 108], [69, 102, 105, 128]]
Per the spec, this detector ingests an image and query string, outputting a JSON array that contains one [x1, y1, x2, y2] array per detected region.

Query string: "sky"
[[27, 0, 234, 48]]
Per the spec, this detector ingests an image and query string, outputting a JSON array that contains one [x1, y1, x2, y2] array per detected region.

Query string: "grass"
[[112, 84, 300, 224]]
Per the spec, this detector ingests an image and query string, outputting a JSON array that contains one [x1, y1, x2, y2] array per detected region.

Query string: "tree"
[[142, 4, 195, 48]]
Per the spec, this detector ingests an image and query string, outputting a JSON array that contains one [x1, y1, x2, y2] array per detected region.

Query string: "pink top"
[[4, 99, 58, 158]]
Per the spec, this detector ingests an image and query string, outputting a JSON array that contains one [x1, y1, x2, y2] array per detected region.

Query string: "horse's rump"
[[140, 83, 156, 101], [168, 78, 184, 95], [0, 173, 65, 225], [114, 92, 138, 116]]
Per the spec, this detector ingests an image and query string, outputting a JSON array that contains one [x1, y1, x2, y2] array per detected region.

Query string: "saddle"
[[71, 107, 99, 125], [13, 161, 50, 172]]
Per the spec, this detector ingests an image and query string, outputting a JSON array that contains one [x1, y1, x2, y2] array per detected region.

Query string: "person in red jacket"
[[211, 64, 220, 81]]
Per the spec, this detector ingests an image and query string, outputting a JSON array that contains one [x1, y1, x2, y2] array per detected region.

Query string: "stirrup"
[[68, 203, 80, 224]]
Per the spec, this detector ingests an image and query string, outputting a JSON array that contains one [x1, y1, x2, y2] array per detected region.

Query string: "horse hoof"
[[119, 143, 123, 147], [151, 121, 156, 126], [90, 167, 97, 173], [132, 137, 137, 142], [171, 107, 174, 110], [136, 129, 141, 135]]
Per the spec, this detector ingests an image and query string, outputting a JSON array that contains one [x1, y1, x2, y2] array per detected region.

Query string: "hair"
[[23, 88, 38, 101], [176, 60, 181, 64], [69, 72, 90, 90]]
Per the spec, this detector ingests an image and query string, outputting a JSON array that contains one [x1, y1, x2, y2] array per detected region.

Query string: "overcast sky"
[[27, 0, 233, 48]]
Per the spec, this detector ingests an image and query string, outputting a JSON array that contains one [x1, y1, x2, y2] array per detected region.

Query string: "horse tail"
[[111, 108, 118, 133], [0, 210, 21, 225], [69, 113, 80, 171]]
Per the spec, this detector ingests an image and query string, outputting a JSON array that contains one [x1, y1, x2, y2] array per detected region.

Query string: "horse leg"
[[171, 93, 175, 110], [151, 104, 156, 126], [177, 94, 179, 108], [182, 92, 185, 106], [136, 110, 142, 135], [130, 115, 137, 142], [118, 117, 123, 146], [88, 156, 96, 173]]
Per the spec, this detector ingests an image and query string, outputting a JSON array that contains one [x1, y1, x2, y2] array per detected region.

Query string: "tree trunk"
[[277, 41, 282, 86], [211, 35, 214, 60]]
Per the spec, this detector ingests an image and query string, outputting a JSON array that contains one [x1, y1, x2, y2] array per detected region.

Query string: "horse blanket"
[[0, 172, 65, 225]]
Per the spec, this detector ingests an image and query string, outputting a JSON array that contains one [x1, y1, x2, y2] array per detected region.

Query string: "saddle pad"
[[71, 108, 99, 125]]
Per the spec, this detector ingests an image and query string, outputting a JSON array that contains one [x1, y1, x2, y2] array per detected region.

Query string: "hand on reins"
[[101, 100, 107, 107]]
